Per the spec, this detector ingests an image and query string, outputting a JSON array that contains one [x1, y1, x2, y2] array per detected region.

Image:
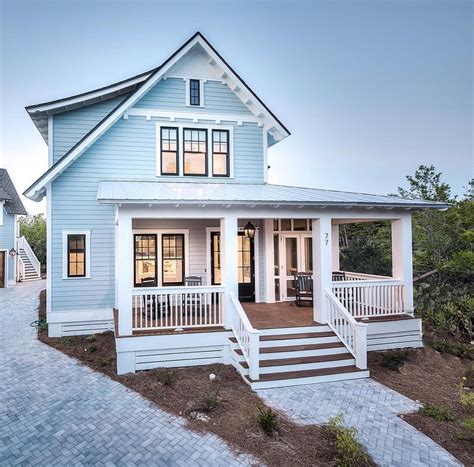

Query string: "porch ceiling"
[[97, 181, 449, 210]]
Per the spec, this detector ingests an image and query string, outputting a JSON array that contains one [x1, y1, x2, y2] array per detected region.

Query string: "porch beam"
[[117, 209, 133, 336], [312, 216, 333, 323], [263, 219, 275, 303], [220, 215, 239, 328], [391, 215, 414, 315]]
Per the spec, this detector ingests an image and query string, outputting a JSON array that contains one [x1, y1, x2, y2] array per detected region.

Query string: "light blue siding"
[[134, 78, 252, 115], [52, 95, 128, 163], [0, 210, 16, 282]]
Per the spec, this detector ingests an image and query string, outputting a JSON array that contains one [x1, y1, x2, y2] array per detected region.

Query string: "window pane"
[[162, 234, 184, 285], [273, 234, 279, 277], [273, 219, 279, 231], [305, 237, 313, 273], [184, 128, 207, 175], [281, 219, 291, 231], [293, 219, 307, 231], [213, 153, 227, 176], [285, 238, 297, 276], [161, 127, 178, 175], [162, 152, 177, 174], [190, 79, 200, 106], [184, 152, 206, 175], [67, 234, 86, 278], [212, 130, 229, 177], [134, 234, 157, 286]]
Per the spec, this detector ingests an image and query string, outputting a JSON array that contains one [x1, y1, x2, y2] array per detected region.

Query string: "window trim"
[[156, 123, 234, 179], [185, 78, 204, 107], [211, 129, 230, 177], [189, 79, 200, 106], [133, 233, 158, 287], [159, 127, 179, 176], [183, 127, 208, 177], [62, 230, 91, 279]]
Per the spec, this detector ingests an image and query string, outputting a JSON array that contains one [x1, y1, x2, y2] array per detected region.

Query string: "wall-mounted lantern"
[[244, 222, 256, 239], [9, 248, 16, 257]]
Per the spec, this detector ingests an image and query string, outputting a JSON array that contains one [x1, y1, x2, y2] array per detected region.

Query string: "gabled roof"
[[97, 181, 450, 210], [25, 32, 290, 202], [0, 169, 27, 215]]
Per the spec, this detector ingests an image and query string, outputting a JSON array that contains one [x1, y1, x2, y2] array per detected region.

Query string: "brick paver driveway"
[[0, 281, 254, 466], [258, 380, 461, 466]]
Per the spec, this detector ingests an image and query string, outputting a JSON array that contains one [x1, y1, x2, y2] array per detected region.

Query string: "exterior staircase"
[[229, 325, 369, 389], [17, 236, 41, 281]]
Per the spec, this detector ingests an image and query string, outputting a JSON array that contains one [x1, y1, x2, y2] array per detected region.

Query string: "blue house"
[[25, 33, 448, 388]]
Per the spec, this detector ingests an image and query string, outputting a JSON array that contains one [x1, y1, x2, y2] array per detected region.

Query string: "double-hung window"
[[162, 234, 185, 285], [134, 234, 157, 287], [212, 130, 229, 177], [184, 129, 207, 176], [160, 127, 178, 175]]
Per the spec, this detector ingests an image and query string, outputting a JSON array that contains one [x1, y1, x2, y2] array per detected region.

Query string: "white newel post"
[[331, 224, 340, 272], [221, 215, 238, 329], [117, 209, 133, 336], [312, 216, 333, 323], [355, 322, 368, 369], [263, 218, 275, 303], [392, 215, 414, 315]]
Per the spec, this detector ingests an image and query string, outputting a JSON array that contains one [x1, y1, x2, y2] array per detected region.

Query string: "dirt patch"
[[37, 290, 374, 466], [369, 347, 474, 466]]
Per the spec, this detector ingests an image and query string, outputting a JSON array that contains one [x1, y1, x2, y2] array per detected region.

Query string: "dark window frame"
[[134, 234, 158, 287], [161, 233, 185, 286], [183, 128, 208, 177], [212, 129, 230, 177], [67, 234, 86, 278], [160, 127, 179, 176], [189, 79, 201, 106]]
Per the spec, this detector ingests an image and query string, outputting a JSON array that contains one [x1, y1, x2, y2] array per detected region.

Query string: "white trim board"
[[0, 249, 9, 288]]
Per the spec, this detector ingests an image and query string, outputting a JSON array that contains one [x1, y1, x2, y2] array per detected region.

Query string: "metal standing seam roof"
[[96, 181, 450, 210], [0, 169, 27, 215]]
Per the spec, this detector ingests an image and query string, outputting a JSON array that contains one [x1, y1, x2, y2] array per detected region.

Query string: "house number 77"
[[324, 233, 329, 245]]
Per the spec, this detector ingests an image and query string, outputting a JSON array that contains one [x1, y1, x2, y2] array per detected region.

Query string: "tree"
[[19, 214, 46, 271]]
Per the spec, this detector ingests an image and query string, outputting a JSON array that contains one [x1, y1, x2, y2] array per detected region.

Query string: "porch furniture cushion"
[[294, 272, 313, 307]]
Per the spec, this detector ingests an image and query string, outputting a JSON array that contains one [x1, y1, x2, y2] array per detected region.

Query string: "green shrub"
[[87, 346, 97, 353], [381, 349, 411, 370], [198, 387, 221, 413], [158, 369, 176, 387], [60, 336, 77, 347], [419, 404, 455, 422], [460, 417, 474, 432], [459, 377, 474, 409], [256, 406, 278, 435], [328, 415, 369, 467], [426, 339, 474, 360]]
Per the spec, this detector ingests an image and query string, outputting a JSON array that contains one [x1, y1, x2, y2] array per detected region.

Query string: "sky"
[[0, 0, 472, 215]]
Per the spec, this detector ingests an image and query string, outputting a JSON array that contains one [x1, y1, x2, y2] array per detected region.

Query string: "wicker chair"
[[294, 272, 313, 306]]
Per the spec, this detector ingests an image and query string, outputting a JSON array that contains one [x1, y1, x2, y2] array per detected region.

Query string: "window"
[[67, 234, 86, 277], [189, 79, 200, 106], [134, 234, 157, 287], [160, 127, 178, 175], [212, 130, 229, 177], [184, 128, 207, 176], [162, 234, 184, 285], [293, 219, 307, 231]]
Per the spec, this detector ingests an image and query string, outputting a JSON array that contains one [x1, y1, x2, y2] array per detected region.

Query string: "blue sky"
[[1, 0, 472, 214]]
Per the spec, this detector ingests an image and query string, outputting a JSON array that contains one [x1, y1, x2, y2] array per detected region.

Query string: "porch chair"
[[141, 277, 169, 320], [182, 276, 203, 317], [294, 272, 313, 307], [332, 271, 346, 282]]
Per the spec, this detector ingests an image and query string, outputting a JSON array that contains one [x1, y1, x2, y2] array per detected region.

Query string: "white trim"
[[62, 230, 91, 279], [132, 228, 190, 287], [47, 308, 114, 323], [155, 122, 234, 179], [25, 34, 289, 201], [0, 201, 4, 226], [185, 78, 205, 107], [47, 116, 53, 165], [46, 184, 52, 312], [0, 248, 8, 288]]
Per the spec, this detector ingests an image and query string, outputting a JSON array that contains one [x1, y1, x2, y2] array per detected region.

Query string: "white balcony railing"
[[131, 285, 225, 331]]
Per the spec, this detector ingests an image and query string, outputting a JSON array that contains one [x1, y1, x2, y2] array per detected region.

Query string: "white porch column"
[[117, 209, 133, 336], [220, 215, 238, 328], [331, 223, 340, 272], [391, 215, 414, 315], [312, 216, 333, 323], [263, 218, 275, 303]]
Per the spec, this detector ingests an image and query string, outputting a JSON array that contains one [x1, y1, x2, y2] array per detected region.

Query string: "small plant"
[[419, 404, 455, 422], [87, 346, 97, 353], [158, 369, 176, 387], [458, 377, 474, 409], [328, 415, 369, 467], [86, 334, 96, 342], [60, 336, 77, 347], [199, 387, 220, 413], [255, 406, 278, 435], [381, 349, 411, 370], [460, 417, 474, 432]]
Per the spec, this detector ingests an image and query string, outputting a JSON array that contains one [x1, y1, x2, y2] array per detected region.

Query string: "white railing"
[[333, 271, 395, 281], [17, 236, 41, 277], [325, 289, 367, 369], [17, 256, 26, 281], [131, 285, 224, 331], [229, 292, 260, 380], [332, 279, 405, 319]]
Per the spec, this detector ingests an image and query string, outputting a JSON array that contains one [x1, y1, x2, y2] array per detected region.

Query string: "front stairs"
[[230, 325, 369, 390], [18, 249, 41, 281]]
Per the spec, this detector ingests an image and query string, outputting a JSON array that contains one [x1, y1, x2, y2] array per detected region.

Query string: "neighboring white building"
[[24, 33, 448, 388]]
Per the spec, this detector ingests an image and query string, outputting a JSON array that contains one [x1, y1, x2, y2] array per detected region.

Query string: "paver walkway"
[[0, 281, 254, 466], [258, 380, 461, 467]]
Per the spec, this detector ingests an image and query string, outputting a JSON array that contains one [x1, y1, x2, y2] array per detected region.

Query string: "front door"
[[0, 251, 5, 288], [280, 233, 313, 300], [210, 232, 255, 302]]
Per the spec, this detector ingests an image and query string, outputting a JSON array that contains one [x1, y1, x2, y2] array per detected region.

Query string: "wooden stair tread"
[[260, 331, 335, 341], [246, 365, 364, 382], [240, 352, 353, 369], [233, 341, 345, 356]]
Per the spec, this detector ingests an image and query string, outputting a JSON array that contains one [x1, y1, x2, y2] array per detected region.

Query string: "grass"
[[419, 404, 455, 422]]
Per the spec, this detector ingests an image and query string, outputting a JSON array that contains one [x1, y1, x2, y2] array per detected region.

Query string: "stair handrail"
[[17, 255, 26, 281], [229, 292, 260, 380], [17, 236, 41, 277], [324, 289, 367, 369]]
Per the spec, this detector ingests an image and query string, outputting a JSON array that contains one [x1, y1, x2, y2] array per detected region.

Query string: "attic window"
[[189, 79, 201, 106]]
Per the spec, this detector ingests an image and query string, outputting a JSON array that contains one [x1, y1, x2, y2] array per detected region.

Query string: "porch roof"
[[96, 181, 449, 210]]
